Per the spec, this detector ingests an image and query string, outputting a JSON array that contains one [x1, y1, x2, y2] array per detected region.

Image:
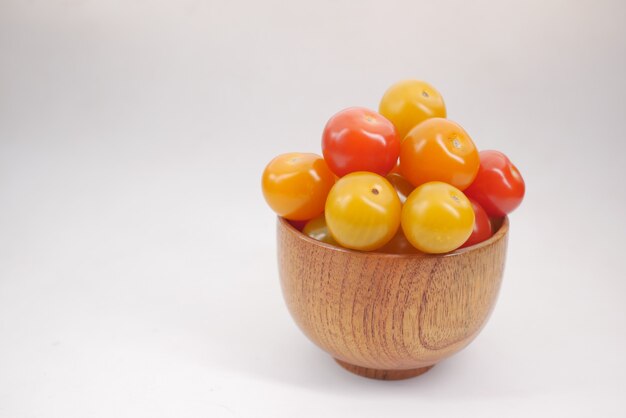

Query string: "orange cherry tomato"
[[325, 172, 401, 251], [386, 172, 415, 203], [401, 181, 475, 254], [379, 80, 446, 140], [262, 153, 335, 221], [400, 118, 479, 190]]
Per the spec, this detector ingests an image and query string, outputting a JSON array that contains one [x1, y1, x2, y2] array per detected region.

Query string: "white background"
[[1, 0, 625, 417]]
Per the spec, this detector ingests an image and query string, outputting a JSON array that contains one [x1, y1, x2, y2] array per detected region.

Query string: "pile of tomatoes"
[[262, 80, 525, 254]]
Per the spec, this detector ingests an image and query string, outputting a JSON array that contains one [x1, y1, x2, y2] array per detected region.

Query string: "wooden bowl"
[[277, 216, 509, 380]]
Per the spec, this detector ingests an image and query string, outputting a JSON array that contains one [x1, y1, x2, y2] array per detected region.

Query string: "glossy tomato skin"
[[287, 219, 308, 231], [464, 150, 525, 217], [460, 198, 492, 248], [378, 230, 422, 254], [325, 172, 401, 251], [322, 107, 400, 177], [303, 214, 338, 246], [262, 153, 335, 221], [400, 118, 479, 190], [379, 80, 446, 140], [386, 172, 415, 203], [401, 181, 475, 254]]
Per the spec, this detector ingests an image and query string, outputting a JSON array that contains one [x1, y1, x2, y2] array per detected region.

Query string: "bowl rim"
[[278, 215, 509, 259]]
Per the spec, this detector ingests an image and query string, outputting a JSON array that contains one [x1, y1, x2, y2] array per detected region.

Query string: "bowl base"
[[334, 359, 434, 380]]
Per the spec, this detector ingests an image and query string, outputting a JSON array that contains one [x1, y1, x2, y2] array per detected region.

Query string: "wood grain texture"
[[277, 216, 509, 380]]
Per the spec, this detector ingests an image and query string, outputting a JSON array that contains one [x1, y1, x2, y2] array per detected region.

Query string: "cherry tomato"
[[287, 219, 308, 231], [401, 181, 474, 254], [378, 230, 422, 254], [325, 172, 401, 251], [460, 198, 492, 248], [262, 153, 335, 221], [386, 172, 414, 203], [400, 118, 479, 190], [379, 80, 446, 140], [464, 150, 525, 217], [302, 214, 338, 246], [322, 107, 400, 177]]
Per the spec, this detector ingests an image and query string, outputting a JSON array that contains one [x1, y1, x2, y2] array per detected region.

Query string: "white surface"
[[1, 1, 625, 417]]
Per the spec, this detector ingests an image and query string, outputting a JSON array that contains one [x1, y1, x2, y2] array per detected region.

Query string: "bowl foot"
[[334, 359, 434, 380]]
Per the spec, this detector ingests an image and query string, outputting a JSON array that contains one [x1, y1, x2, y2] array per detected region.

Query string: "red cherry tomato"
[[464, 150, 525, 217], [322, 107, 400, 177], [287, 219, 308, 231], [460, 198, 492, 248]]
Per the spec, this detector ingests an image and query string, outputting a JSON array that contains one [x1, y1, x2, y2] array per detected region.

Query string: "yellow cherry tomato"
[[262, 153, 335, 221], [303, 214, 338, 246], [401, 182, 475, 254], [379, 80, 446, 140], [325, 172, 401, 251]]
